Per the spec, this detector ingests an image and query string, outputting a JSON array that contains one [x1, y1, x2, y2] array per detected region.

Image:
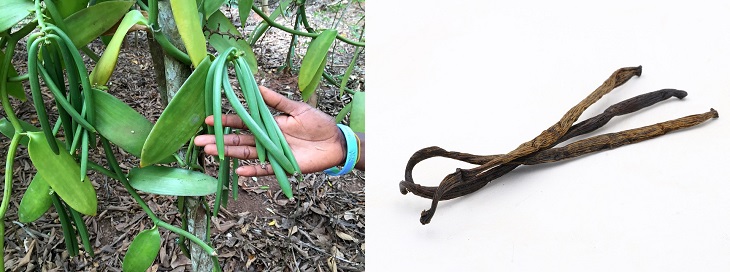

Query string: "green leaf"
[[63, 1, 135, 48], [350, 92, 365, 133], [339, 46, 362, 97], [300, 56, 327, 101], [128, 166, 218, 196], [27, 131, 97, 216], [171, 0, 208, 67], [123, 227, 161, 272], [238, 0, 254, 26], [202, 0, 226, 19], [101, 35, 112, 46], [0, 0, 33, 33], [93, 89, 175, 163], [205, 10, 258, 73], [334, 101, 352, 124], [0, 49, 27, 101], [298, 29, 337, 99], [92, 0, 126, 4], [18, 174, 53, 223], [141, 57, 212, 166], [0, 118, 40, 145], [90, 10, 148, 86], [51, 0, 88, 19]]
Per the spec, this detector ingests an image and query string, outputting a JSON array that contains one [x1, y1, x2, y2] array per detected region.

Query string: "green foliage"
[[238, 0, 253, 25], [50, 0, 87, 19], [63, 1, 134, 48], [0, 49, 27, 101], [141, 57, 211, 166], [171, 0, 208, 66], [93, 89, 176, 163], [90, 9, 148, 85], [128, 166, 219, 196], [0, 0, 34, 33], [350, 91, 365, 133], [18, 174, 52, 223], [0, 0, 364, 269], [247, 0, 293, 45], [205, 10, 258, 73], [202, 0, 227, 19], [299, 29, 337, 101], [326, 1, 349, 13], [27, 131, 98, 216], [0, 118, 36, 145], [123, 227, 161, 272]]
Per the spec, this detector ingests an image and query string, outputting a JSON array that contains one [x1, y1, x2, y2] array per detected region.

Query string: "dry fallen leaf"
[[343, 211, 356, 221], [327, 246, 339, 272], [336, 231, 358, 243], [246, 254, 256, 268], [310, 206, 326, 216], [147, 263, 159, 272], [170, 254, 191, 269], [218, 251, 236, 258], [275, 198, 289, 206], [17, 239, 35, 268]]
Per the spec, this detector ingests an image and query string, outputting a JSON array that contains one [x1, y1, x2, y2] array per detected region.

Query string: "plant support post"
[[150, 1, 214, 271]]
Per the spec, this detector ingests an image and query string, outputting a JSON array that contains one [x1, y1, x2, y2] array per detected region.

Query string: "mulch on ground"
[[0, 1, 365, 271]]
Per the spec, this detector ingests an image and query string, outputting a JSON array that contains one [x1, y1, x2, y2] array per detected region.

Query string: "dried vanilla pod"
[[461, 67, 643, 178], [402, 108, 717, 202], [401, 66, 719, 225], [402, 88, 688, 188]]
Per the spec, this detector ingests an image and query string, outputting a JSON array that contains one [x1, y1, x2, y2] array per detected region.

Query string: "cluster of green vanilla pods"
[[206, 48, 301, 202], [27, 27, 97, 176], [0, 23, 102, 260], [1, 20, 224, 272]]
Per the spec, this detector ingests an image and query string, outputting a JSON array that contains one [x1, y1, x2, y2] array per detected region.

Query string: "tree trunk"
[[148, 1, 214, 271], [262, 0, 270, 15], [155, 1, 192, 100]]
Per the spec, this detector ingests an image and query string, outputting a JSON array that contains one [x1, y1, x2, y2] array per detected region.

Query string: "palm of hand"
[[275, 106, 344, 174]]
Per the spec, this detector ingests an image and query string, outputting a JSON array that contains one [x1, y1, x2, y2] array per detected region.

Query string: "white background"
[[367, 1, 730, 271]]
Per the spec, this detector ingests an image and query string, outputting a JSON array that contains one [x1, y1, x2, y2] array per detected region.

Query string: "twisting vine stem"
[[100, 138, 221, 262], [251, 5, 364, 47], [0, 38, 22, 131], [0, 133, 22, 270], [282, 6, 303, 72]]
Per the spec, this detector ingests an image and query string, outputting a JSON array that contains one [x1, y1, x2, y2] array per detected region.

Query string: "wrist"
[[354, 132, 364, 170], [337, 125, 348, 165], [325, 124, 358, 176]]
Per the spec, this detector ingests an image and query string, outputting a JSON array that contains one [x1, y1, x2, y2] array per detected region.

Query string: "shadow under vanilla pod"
[[400, 66, 719, 225]]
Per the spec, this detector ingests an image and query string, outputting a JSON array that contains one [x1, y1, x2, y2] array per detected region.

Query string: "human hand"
[[194, 86, 346, 177]]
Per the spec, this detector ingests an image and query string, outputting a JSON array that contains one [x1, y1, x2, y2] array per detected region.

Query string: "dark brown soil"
[[0, 1, 364, 271]]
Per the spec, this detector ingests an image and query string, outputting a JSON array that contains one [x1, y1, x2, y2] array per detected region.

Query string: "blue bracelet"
[[324, 124, 358, 176]]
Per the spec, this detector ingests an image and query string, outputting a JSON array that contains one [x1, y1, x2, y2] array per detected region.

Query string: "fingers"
[[259, 86, 310, 116], [197, 85, 304, 179], [199, 143, 279, 177], [194, 134, 255, 147], [202, 144, 260, 159], [194, 133, 277, 175], [194, 134, 259, 159], [204, 114, 248, 128], [204, 86, 308, 129], [236, 164, 275, 177]]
